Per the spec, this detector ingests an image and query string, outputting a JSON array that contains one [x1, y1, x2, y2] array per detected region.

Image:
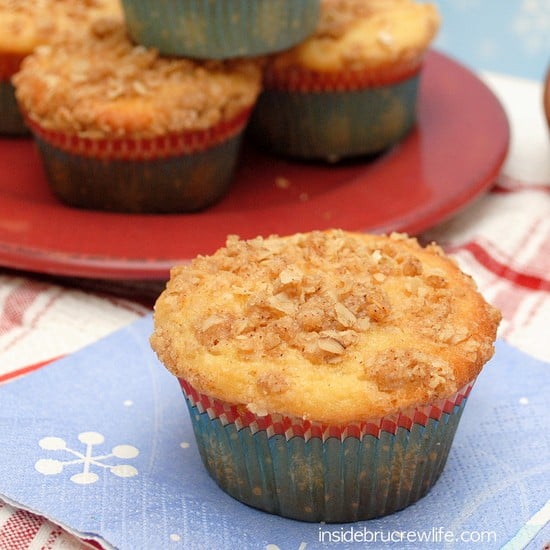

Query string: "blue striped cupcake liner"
[[121, 0, 320, 59], [248, 75, 420, 161], [33, 134, 243, 213], [24, 109, 251, 213], [181, 378, 473, 522]]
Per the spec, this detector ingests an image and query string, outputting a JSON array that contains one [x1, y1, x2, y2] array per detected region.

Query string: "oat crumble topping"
[[12, 20, 262, 137], [185, 231, 452, 362], [267, 0, 440, 73], [317, 0, 413, 38], [151, 230, 501, 422], [0, 0, 122, 54]]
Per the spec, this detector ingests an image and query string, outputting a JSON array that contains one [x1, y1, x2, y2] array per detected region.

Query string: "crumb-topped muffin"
[[249, 0, 440, 160], [0, 0, 122, 135], [12, 19, 262, 212], [151, 230, 500, 521]]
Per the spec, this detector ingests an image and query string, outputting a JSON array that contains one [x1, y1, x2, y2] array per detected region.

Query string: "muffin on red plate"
[[0, 0, 122, 135], [248, 0, 440, 161], [12, 19, 262, 213]]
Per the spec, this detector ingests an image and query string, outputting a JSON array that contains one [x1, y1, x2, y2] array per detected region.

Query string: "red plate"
[[0, 51, 509, 280]]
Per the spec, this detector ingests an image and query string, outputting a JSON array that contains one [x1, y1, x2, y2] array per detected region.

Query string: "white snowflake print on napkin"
[[35, 431, 139, 485]]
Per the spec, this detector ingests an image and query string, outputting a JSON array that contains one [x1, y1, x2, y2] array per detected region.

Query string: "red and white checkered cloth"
[[0, 73, 548, 549], [0, 501, 96, 550]]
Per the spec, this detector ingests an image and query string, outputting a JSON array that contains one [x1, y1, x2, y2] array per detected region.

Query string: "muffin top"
[[267, 0, 440, 74], [12, 20, 263, 138], [151, 230, 501, 424], [0, 0, 122, 57]]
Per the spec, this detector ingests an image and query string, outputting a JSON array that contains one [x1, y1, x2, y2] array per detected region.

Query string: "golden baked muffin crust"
[[0, 0, 122, 56], [151, 230, 501, 424], [12, 20, 262, 138], [269, 0, 440, 73]]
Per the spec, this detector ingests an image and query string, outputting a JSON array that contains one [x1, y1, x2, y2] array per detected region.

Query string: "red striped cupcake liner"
[[180, 378, 474, 442], [24, 107, 252, 161], [263, 57, 423, 93]]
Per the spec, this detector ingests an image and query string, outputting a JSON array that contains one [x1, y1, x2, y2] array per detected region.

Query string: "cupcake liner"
[[1, 51, 29, 135], [0, 81, 28, 135], [120, 0, 320, 59], [25, 110, 251, 213], [25, 109, 251, 160], [263, 59, 423, 92], [180, 378, 474, 522], [248, 73, 420, 161]]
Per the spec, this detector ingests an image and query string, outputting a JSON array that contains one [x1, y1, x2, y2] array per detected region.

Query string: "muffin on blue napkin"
[[248, 0, 440, 161], [150, 230, 501, 522]]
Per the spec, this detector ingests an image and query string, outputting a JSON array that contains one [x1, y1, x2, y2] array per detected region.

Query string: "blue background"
[[432, 0, 549, 81]]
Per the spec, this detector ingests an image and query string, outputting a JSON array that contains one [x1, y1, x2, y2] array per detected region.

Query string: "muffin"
[[12, 19, 262, 213], [150, 230, 501, 522], [248, 0, 440, 161], [120, 0, 321, 60], [0, 0, 122, 135]]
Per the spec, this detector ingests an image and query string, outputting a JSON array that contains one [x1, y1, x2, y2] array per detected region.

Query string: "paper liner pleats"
[[0, 81, 28, 135], [248, 75, 420, 161], [180, 378, 474, 522], [120, 0, 320, 59], [0, 54, 29, 135], [24, 109, 252, 213], [25, 109, 251, 160]]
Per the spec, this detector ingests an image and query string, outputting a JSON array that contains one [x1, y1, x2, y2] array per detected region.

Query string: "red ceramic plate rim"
[[0, 51, 509, 280]]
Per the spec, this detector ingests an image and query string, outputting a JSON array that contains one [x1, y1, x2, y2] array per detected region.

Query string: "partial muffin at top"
[[13, 19, 263, 213], [120, 0, 321, 60], [273, 0, 440, 78], [248, 0, 440, 161], [0, 0, 123, 135]]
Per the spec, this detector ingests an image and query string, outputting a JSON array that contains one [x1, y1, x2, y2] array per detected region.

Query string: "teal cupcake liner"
[[120, 0, 320, 59], [32, 134, 243, 213], [0, 81, 29, 135], [180, 379, 474, 522], [248, 75, 419, 161], [24, 108, 252, 212]]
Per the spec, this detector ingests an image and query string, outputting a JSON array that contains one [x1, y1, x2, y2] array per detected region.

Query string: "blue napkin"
[[0, 315, 548, 550]]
